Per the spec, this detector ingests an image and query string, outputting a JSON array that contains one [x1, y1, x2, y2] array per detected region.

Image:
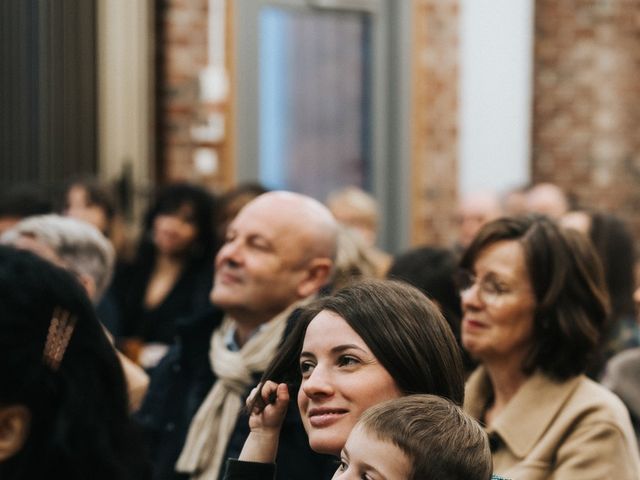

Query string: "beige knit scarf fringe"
[[175, 307, 293, 479]]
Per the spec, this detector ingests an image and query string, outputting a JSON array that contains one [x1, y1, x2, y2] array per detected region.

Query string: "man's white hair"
[[0, 214, 115, 301]]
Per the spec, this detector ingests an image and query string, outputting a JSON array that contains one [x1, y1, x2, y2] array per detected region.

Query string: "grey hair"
[[0, 214, 115, 301]]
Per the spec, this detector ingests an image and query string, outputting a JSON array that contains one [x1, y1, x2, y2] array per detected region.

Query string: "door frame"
[[233, 0, 411, 251]]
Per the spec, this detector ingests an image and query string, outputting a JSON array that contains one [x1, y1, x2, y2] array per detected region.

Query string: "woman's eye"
[[337, 459, 348, 472], [300, 361, 315, 377], [338, 355, 359, 367], [484, 280, 507, 295]]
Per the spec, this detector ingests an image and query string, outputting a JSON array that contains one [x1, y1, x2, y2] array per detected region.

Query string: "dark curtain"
[[0, 0, 97, 199]]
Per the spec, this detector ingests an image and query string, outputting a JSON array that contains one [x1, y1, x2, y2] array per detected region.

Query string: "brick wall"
[[410, 0, 460, 246], [532, 0, 640, 240], [156, 0, 232, 190]]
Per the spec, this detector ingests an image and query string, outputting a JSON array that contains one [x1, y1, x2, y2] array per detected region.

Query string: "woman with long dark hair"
[[0, 246, 150, 479], [114, 183, 218, 368]]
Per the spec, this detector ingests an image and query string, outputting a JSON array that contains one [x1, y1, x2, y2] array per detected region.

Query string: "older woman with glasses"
[[458, 215, 640, 479]]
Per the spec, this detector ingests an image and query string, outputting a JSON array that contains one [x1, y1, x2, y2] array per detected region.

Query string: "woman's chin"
[[309, 436, 344, 457]]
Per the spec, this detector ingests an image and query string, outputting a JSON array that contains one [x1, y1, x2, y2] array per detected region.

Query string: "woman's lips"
[[307, 408, 349, 428], [463, 319, 487, 331]]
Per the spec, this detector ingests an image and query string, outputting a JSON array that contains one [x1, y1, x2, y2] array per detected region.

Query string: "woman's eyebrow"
[[300, 344, 368, 358], [330, 344, 368, 354]]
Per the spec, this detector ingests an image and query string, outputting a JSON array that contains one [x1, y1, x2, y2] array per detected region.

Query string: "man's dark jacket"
[[134, 306, 335, 480]]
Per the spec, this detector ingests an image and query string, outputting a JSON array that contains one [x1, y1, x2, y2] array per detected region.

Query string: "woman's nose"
[[301, 365, 334, 398], [460, 282, 483, 310]]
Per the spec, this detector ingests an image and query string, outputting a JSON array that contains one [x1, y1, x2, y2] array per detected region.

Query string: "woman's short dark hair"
[[460, 215, 609, 380], [258, 279, 465, 406], [0, 246, 149, 479]]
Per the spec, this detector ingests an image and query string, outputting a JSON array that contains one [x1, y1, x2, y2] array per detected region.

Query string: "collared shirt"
[[223, 323, 267, 352]]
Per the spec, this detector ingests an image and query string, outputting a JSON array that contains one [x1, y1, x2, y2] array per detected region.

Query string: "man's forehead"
[[230, 198, 301, 237]]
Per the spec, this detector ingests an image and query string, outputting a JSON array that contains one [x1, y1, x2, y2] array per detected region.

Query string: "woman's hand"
[[239, 381, 290, 463]]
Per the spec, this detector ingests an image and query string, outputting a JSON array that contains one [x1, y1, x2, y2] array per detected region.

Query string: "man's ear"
[[297, 258, 334, 298], [0, 405, 31, 462]]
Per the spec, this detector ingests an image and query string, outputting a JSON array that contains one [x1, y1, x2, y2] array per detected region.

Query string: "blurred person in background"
[[501, 184, 531, 217], [326, 186, 391, 277], [460, 215, 640, 478], [0, 246, 150, 479], [63, 178, 130, 258], [602, 283, 640, 448], [0, 184, 51, 235], [327, 224, 378, 293], [455, 190, 503, 252], [525, 182, 570, 219], [387, 245, 476, 374], [561, 209, 639, 378], [114, 183, 218, 369], [0, 214, 149, 411], [62, 178, 130, 334], [217, 183, 269, 241]]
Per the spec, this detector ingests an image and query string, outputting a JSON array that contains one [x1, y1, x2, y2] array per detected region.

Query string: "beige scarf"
[[175, 306, 293, 479]]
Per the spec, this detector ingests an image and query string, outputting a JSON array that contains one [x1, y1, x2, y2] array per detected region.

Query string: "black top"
[[223, 460, 276, 480], [113, 259, 213, 345]]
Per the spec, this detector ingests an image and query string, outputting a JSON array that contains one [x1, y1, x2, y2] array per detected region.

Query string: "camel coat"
[[465, 367, 640, 480]]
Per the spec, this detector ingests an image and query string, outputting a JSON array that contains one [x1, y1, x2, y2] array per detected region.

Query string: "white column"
[[97, 0, 154, 204], [458, 0, 534, 194]]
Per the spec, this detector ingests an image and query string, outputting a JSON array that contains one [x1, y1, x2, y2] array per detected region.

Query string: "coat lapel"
[[466, 367, 582, 458]]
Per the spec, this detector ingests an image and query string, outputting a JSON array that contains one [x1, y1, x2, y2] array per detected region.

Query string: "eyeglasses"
[[454, 269, 508, 305]]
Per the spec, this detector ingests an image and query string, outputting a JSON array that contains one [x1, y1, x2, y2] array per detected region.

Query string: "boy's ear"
[[0, 405, 31, 462]]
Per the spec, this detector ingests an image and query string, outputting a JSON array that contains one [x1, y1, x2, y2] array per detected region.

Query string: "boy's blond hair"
[[358, 394, 492, 480]]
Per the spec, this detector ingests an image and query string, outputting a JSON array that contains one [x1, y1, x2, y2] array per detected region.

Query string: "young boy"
[[334, 394, 493, 480], [225, 391, 498, 480]]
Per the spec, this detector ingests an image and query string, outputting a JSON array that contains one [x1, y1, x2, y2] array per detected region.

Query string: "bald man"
[[456, 191, 503, 250], [526, 182, 570, 219], [136, 191, 338, 480]]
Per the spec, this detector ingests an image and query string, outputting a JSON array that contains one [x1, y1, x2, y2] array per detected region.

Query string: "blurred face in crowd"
[[211, 192, 335, 324], [460, 240, 536, 366], [298, 310, 402, 456], [332, 424, 410, 480], [560, 211, 591, 235], [525, 183, 569, 219], [456, 192, 502, 249], [65, 185, 110, 234], [152, 203, 199, 258]]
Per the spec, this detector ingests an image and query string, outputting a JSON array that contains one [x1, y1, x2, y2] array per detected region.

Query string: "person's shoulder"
[[606, 347, 640, 375], [567, 375, 632, 425]]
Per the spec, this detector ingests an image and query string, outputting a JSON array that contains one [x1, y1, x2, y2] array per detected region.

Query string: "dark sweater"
[[134, 308, 335, 480]]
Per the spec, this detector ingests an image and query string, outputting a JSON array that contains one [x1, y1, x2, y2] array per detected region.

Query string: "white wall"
[[458, 0, 534, 195]]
